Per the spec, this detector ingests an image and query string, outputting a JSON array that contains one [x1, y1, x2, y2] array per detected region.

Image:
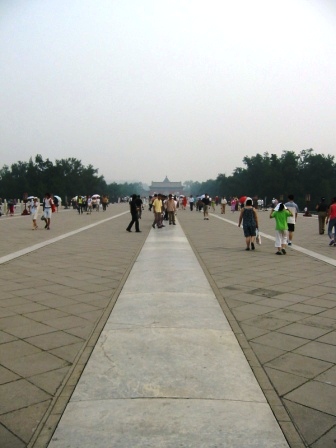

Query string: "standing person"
[[29, 197, 40, 230], [270, 203, 293, 255], [53, 196, 59, 212], [152, 194, 163, 228], [189, 195, 195, 211], [284, 194, 299, 246], [230, 197, 236, 212], [238, 199, 259, 250], [166, 194, 177, 225], [326, 197, 336, 246], [221, 196, 227, 214], [43, 193, 54, 230], [211, 197, 216, 212], [316, 197, 328, 234], [202, 194, 211, 220], [126, 194, 141, 233]]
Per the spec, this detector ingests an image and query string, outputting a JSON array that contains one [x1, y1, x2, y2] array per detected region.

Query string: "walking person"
[[189, 195, 195, 211], [326, 197, 336, 246], [238, 199, 259, 251], [135, 195, 143, 219], [221, 196, 227, 214], [126, 194, 141, 233], [152, 194, 163, 228], [202, 194, 211, 220], [29, 197, 40, 230], [284, 194, 299, 246], [43, 193, 54, 230], [316, 197, 328, 234], [270, 203, 293, 255]]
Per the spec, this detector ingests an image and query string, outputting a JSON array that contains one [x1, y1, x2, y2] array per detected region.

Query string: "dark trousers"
[[127, 213, 140, 232]]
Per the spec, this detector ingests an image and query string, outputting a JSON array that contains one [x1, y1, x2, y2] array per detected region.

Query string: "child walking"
[[270, 203, 293, 255]]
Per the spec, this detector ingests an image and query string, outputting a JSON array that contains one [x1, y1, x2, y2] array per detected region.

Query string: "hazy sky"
[[1, 0, 336, 185]]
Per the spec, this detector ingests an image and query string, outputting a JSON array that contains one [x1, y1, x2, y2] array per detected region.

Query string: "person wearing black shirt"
[[135, 195, 143, 219], [202, 194, 211, 220], [126, 194, 141, 232]]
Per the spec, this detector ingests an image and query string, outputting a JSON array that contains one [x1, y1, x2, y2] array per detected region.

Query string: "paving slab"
[[48, 223, 288, 448]]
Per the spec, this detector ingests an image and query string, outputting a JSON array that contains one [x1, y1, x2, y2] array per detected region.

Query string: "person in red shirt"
[[326, 197, 336, 246]]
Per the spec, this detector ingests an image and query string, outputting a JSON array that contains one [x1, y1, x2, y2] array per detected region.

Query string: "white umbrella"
[[54, 195, 62, 201], [92, 194, 100, 198], [27, 196, 35, 200]]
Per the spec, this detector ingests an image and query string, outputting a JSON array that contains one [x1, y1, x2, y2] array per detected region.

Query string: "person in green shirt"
[[270, 203, 293, 255]]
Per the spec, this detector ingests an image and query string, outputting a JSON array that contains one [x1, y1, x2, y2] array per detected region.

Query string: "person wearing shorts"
[[43, 193, 53, 230], [284, 195, 299, 246]]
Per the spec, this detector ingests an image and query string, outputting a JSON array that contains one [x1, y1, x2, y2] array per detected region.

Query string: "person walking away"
[[126, 194, 141, 232], [166, 194, 177, 225], [135, 195, 143, 219], [7, 199, 15, 216], [211, 197, 216, 212], [189, 195, 195, 211], [270, 203, 293, 255], [53, 196, 59, 212], [238, 199, 259, 250], [182, 196, 187, 210], [284, 194, 299, 246], [221, 196, 227, 214], [316, 197, 328, 234], [202, 194, 211, 220], [43, 193, 54, 230], [29, 197, 40, 229], [326, 197, 336, 246]]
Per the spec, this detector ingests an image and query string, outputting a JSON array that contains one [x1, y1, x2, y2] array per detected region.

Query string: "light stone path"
[[0, 204, 335, 447], [47, 221, 289, 448]]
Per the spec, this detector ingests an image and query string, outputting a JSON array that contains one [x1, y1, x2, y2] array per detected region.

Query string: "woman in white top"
[[30, 197, 39, 229], [43, 193, 53, 230]]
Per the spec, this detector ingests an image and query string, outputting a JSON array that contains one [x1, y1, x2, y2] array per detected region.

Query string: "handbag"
[[256, 229, 261, 245], [41, 215, 46, 221], [51, 203, 56, 213]]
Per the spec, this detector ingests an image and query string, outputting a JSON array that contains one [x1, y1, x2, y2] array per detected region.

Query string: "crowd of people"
[[1, 191, 335, 251], [124, 193, 336, 254]]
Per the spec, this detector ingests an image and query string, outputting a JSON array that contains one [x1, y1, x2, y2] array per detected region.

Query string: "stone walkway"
[[0, 204, 335, 447]]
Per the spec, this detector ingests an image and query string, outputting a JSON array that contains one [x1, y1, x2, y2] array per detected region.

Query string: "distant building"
[[149, 176, 184, 196]]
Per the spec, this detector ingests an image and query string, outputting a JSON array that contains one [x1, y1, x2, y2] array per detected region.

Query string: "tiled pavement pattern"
[[0, 204, 335, 447], [0, 205, 150, 448], [177, 207, 336, 448]]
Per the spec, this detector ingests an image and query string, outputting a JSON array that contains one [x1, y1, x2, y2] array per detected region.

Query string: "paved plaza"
[[0, 203, 335, 447]]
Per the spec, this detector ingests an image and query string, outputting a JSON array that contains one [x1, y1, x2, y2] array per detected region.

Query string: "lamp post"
[[21, 192, 30, 216]]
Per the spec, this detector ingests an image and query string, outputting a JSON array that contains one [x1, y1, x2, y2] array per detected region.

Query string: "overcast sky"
[[1, 0, 336, 185]]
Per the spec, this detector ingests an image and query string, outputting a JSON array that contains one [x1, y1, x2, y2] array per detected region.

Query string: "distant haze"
[[1, 0, 336, 184]]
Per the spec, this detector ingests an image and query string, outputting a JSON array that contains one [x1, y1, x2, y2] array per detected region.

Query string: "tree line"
[[1, 149, 335, 209], [0, 155, 144, 203], [185, 149, 336, 208]]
